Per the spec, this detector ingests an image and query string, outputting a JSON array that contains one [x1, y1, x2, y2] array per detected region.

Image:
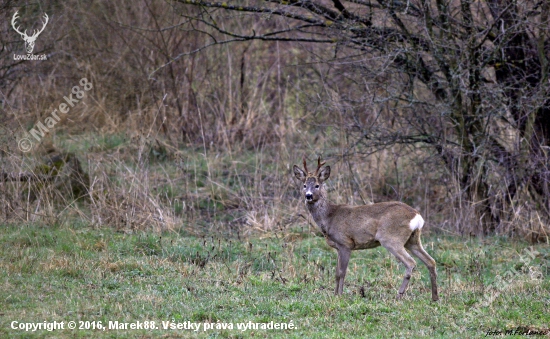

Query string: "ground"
[[1, 223, 548, 338]]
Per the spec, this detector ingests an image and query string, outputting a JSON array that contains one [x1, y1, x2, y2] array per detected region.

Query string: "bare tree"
[[170, 0, 549, 237]]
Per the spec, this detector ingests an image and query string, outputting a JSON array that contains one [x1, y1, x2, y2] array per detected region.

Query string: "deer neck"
[[306, 193, 332, 234]]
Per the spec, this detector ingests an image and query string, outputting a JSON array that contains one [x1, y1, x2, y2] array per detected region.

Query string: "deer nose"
[[305, 193, 313, 200]]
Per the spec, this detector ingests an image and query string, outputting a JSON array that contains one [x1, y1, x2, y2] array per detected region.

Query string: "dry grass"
[[1, 127, 549, 242]]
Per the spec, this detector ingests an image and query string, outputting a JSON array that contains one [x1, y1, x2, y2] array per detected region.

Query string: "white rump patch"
[[409, 214, 424, 231]]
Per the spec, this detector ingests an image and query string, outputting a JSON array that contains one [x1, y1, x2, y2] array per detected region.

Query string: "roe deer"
[[293, 157, 438, 301]]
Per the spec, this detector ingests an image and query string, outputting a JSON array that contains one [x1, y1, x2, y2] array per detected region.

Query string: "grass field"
[[1, 223, 549, 338]]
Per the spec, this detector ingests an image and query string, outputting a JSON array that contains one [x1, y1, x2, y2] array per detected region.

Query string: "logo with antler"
[[11, 11, 49, 54]]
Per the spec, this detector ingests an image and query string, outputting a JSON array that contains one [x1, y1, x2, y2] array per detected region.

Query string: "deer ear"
[[293, 165, 306, 181], [318, 166, 330, 181]]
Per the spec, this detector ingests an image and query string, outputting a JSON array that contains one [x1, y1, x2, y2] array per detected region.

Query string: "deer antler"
[[11, 11, 48, 38], [315, 156, 326, 175], [11, 11, 26, 36], [302, 156, 309, 174], [31, 13, 49, 38]]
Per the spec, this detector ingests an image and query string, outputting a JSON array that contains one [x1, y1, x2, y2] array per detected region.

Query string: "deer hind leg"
[[382, 242, 416, 300], [405, 234, 439, 301], [335, 247, 351, 295]]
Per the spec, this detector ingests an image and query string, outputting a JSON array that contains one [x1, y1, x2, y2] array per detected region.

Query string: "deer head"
[[11, 11, 49, 54], [293, 156, 330, 204]]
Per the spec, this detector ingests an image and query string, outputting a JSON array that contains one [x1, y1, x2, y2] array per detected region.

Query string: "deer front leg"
[[335, 247, 351, 295]]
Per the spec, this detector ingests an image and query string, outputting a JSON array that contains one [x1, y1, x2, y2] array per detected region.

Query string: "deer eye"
[[315, 184, 320, 189], [303, 184, 306, 188]]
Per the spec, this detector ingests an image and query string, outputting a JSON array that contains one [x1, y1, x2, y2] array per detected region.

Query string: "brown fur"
[[293, 158, 439, 301]]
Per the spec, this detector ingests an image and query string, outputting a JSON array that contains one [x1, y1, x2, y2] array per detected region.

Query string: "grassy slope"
[[1, 224, 548, 338]]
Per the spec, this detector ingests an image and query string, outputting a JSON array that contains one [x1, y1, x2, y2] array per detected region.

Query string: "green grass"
[[0, 223, 548, 338]]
